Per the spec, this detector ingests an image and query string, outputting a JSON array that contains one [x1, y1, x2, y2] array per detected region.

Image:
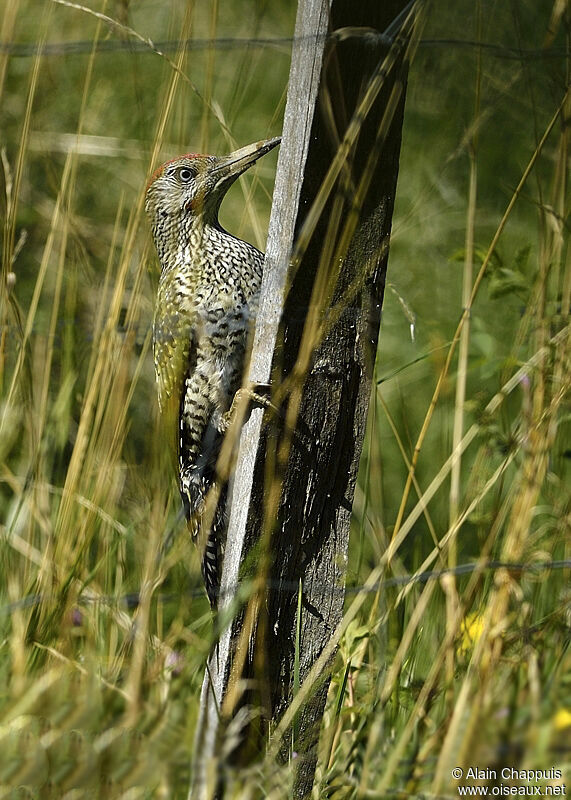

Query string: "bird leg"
[[220, 382, 311, 460], [219, 382, 273, 433]]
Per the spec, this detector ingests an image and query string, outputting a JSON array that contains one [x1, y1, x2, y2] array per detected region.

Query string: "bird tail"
[[180, 467, 227, 608], [202, 523, 221, 608], [200, 485, 228, 608]]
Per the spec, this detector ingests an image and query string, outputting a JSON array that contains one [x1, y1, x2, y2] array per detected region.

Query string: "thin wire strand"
[[1, 559, 568, 615], [0, 36, 566, 60]]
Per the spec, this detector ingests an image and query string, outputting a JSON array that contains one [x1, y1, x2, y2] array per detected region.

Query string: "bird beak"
[[212, 137, 281, 189]]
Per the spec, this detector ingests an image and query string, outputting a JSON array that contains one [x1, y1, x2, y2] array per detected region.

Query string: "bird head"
[[145, 137, 281, 241]]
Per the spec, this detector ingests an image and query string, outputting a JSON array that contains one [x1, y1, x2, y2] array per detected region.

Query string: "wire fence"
[[0, 36, 567, 60], [1, 559, 568, 615]]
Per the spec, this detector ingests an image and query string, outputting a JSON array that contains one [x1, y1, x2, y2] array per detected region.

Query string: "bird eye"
[[178, 167, 195, 183]]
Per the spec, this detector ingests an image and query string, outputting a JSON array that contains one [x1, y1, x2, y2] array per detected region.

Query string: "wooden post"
[[191, 0, 418, 796], [191, 1, 332, 796]]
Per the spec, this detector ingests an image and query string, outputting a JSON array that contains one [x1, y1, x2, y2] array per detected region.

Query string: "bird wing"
[[153, 310, 196, 453]]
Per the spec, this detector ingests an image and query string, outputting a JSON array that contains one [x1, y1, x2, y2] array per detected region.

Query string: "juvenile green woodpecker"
[[145, 137, 280, 606]]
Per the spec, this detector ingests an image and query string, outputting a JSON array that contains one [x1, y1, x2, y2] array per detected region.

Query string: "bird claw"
[[220, 383, 273, 431]]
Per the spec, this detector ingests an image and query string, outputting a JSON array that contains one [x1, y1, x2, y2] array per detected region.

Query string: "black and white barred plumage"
[[145, 138, 280, 606]]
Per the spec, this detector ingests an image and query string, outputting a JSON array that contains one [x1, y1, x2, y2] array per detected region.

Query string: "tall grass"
[[0, 0, 568, 798]]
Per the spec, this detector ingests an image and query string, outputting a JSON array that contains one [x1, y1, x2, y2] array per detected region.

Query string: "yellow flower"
[[552, 709, 571, 730], [458, 612, 485, 653]]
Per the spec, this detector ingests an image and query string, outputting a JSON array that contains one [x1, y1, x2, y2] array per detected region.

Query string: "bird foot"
[[219, 383, 273, 432]]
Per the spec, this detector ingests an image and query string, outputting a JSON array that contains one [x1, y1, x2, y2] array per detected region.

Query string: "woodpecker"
[[145, 137, 280, 606]]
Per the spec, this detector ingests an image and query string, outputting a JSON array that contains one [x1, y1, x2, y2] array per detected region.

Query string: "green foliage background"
[[0, 1, 569, 798]]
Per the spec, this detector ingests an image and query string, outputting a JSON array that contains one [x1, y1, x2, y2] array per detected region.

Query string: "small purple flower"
[[71, 607, 83, 627], [165, 650, 184, 677]]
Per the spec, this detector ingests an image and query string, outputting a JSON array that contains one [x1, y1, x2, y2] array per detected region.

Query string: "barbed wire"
[[1, 559, 568, 616], [0, 36, 567, 60]]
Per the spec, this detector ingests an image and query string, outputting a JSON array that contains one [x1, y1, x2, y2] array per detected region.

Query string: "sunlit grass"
[[0, 0, 569, 798]]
